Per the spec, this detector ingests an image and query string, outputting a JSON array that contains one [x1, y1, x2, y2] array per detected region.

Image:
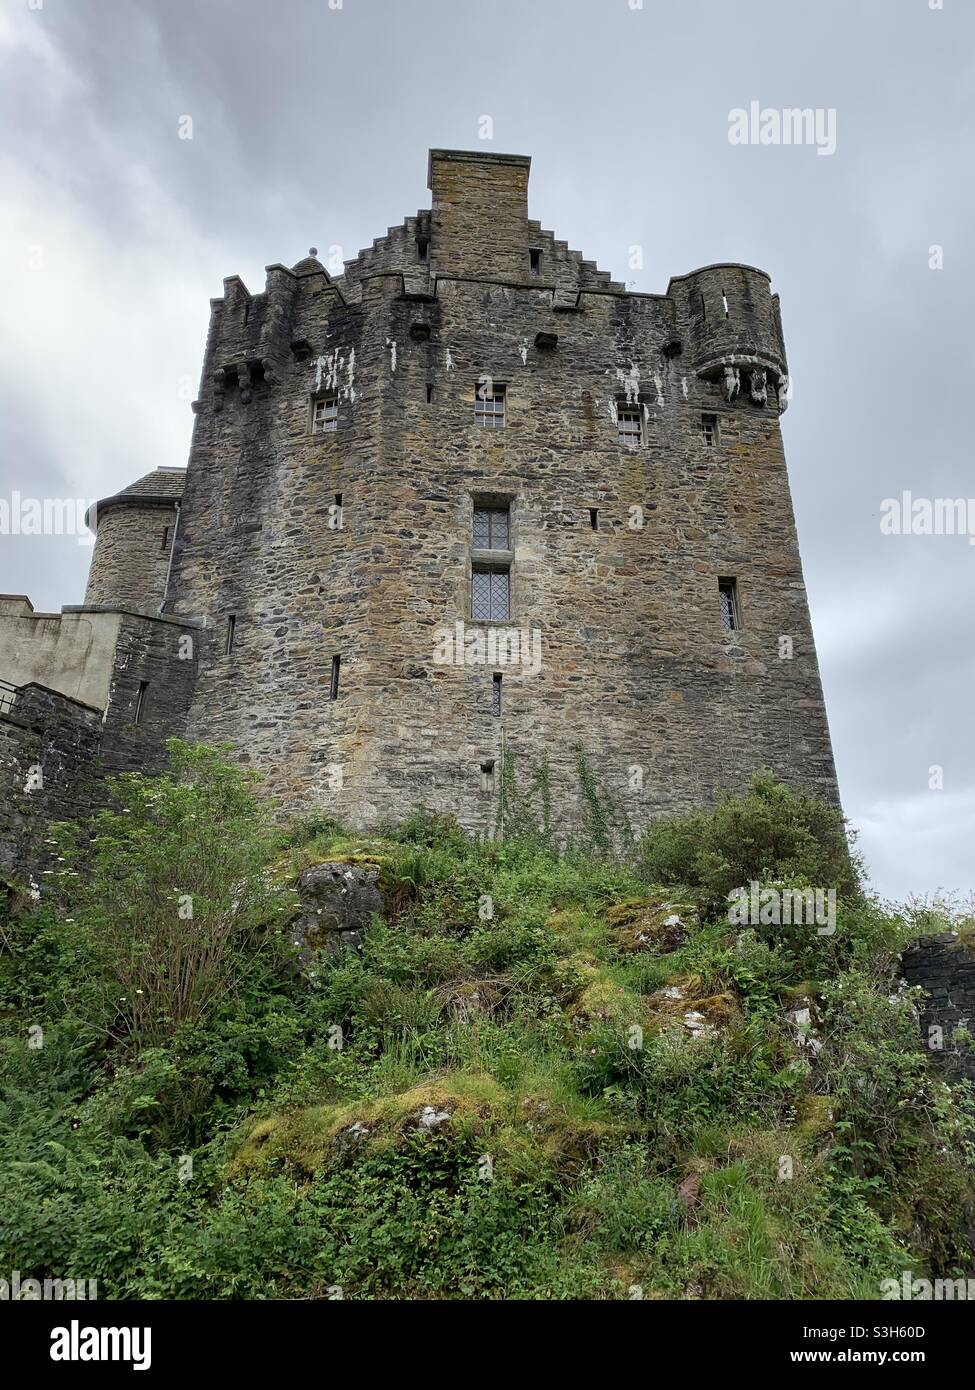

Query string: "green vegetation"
[[0, 743, 972, 1299]]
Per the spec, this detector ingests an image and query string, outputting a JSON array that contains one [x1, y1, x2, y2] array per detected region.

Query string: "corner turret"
[[668, 263, 790, 410], [84, 468, 185, 609]]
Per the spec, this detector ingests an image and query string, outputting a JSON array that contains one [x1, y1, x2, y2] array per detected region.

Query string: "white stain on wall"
[[312, 346, 357, 402], [615, 363, 640, 404]]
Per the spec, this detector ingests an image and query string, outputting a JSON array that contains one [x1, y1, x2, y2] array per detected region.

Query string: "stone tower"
[[150, 147, 838, 834], [84, 468, 185, 610]]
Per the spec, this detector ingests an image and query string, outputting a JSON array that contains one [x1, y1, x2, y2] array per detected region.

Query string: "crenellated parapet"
[[667, 264, 790, 412], [199, 258, 350, 413]]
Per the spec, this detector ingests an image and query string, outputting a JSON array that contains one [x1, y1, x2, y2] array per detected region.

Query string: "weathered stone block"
[[292, 862, 383, 960]]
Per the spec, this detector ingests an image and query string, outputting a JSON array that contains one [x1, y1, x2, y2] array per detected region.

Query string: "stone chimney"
[[427, 148, 531, 283]]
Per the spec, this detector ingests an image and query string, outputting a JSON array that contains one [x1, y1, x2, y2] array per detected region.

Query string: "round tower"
[[84, 468, 185, 609]]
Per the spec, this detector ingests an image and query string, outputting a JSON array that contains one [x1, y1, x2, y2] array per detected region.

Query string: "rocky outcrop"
[[291, 861, 384, 960]]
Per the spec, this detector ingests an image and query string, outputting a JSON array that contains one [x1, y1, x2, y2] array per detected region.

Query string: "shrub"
[[634, 770, 860, 914], [48, 740, 296, 1053], [1, 744, 971, 1299]]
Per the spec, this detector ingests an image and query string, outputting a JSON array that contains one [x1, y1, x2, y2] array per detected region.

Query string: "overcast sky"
[[1, 0, 973, 903]]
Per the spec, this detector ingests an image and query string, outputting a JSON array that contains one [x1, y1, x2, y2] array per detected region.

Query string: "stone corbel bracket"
[[697, 355, 790, 413]]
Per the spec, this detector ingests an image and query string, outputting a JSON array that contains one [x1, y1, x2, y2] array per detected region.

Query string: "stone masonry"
[[902, 934, 975, 1083], [0, 684, 102, 882], [1, 147, 840, 864]]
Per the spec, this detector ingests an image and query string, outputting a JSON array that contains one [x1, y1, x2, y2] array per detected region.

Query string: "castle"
[[1, 148, 839, 878]]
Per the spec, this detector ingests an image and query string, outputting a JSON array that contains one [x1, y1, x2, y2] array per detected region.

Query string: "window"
[[474, 384, 506, 428], [529, 248, 541, 276], [617, 405, 642, 448], [472, 568, 510, 622], [313, 395, 338, 433], [225, 615, 237, 656], [492, 673, 503, 718], [702, 413, 718, 447], [480, 758, 496, 792], [426, 384, 434, 404], [589, 508, 599, 530], [473, 506, 509, 550], [134, 680, 149, 725], [718, 578, 741, 633], [161, 525, 170, 551], [329, 654, 341, 700], [722, 289, 730, 317], [417, 237, 429, 264]]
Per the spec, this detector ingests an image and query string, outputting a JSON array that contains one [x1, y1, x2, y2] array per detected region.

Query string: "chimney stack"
[[427, 148, 531, 282]]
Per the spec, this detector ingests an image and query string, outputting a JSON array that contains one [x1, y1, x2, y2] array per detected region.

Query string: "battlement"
[[194, 150, 786, 422]]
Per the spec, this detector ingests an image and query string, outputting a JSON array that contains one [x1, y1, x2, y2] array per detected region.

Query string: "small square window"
[[313, 395, 338, 433], [473, 506, 509, 550], [474, 384, 506, 428], [718, 578, 741, 632], [617, 405, 642, 448], [472, 568, 510, 622], [702, 413, 719, 447]]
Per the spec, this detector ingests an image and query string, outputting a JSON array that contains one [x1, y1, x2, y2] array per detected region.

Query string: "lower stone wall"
[[99, 611, 199, 777], [0, 610, 201, 886], [902, 934, 975, 1082], [0, 684, 103, 885]]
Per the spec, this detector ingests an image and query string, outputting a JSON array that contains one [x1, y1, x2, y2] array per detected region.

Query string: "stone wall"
[[0, 608, 200, 883], [902, 934, 975, 1082], [99, 610, 200, 777], [0, 599, 122, 710], [158, 147, 840, 835], [0, 684, 103, 883]]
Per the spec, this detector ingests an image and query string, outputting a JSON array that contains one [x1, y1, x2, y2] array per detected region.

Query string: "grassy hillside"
[[1, 742, 972, 1299]]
